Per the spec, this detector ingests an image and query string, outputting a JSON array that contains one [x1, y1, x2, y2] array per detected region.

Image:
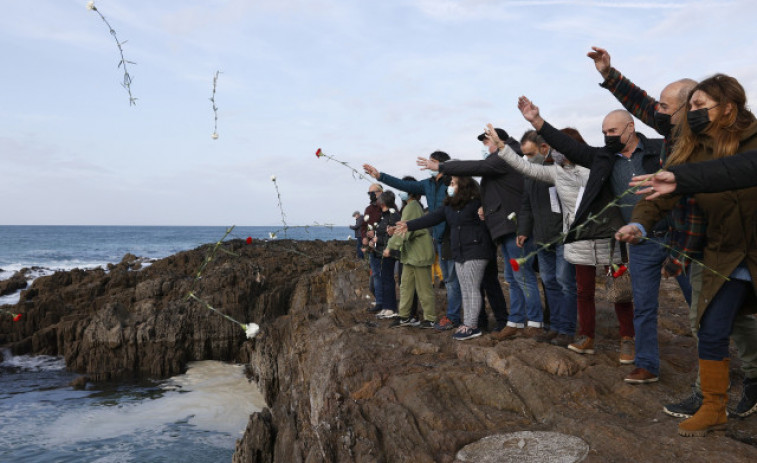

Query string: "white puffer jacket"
[[499, 145, 620, 266]]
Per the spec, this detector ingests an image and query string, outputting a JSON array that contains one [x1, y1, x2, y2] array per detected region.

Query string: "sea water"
[[0, 225, 350, 462]]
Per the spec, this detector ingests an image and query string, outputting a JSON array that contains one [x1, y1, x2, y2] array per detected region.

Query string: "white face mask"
[[446, 185, 456, 197], [527, 153, 545, 164], [482, 148, 490, 159], [429, 170, 439, 177]]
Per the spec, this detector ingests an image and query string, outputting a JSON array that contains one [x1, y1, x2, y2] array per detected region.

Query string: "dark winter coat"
[[537, 121, 664, 242], [438, 138, 524, 243], [670, 149, 757, 194], [406, 199, 494, 263], [632, 121, 757, 323]]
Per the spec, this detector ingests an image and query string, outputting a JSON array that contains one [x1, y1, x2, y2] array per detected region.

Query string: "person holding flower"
[[489, 123, 633, 361], [373, 191, 401, 319], [396, 176, 494, 340]]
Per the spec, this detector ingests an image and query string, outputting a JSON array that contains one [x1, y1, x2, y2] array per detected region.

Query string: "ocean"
[[0, 225, 351, 463]]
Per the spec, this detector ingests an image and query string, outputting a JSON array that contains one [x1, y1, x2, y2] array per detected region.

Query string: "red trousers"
[[574, 264, 634, 338]]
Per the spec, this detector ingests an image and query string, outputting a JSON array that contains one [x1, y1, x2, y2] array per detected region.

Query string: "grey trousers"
[[456, 259, 488, 329]]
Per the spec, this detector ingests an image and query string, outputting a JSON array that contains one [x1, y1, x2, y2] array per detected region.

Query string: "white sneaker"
[[376, 309, 391, 318]]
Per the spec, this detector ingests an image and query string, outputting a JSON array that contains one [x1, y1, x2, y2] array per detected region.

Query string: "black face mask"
[[604, 135, 625, 153], [368, 191, 377, 203], [687, 107, 713, 134], [654, 111, 673, 137]]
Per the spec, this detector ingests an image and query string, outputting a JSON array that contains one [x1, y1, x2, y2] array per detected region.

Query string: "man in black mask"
[[516, 96, 682, 387], [590, 46, 757, 420]]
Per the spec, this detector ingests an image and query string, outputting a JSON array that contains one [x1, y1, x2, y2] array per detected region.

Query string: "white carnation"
[[211, 133, 219, 140], [86, 1, 95, 10], [244, 323, 260, 339], [270, 175, 276, 182], [507, 212, 516, 221]]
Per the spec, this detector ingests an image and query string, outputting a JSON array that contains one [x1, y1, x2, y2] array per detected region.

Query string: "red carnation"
[[315, 148, 323, 158], [509, 258, 520, 272], [612, 264, 628, 278], [246, 236, 253, 244], [12, 313, 22, 322]]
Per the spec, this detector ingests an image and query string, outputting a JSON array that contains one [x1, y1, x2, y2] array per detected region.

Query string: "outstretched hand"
[[587, 46, 611, 80], [517, 96, 544, 130], [363, 164, 380, 180], [629, 171, 677, 200], [416, 157, 440, 172]]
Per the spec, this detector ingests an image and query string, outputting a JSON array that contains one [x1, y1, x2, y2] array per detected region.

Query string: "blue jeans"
[[628, 235, 693, 375], [699, 279, 752, 361], [436, 242, 462, 324], [501, 234, 543, 326], [369, 253, 383, 308], [538, 244, 576, 335], [380, 256, 397, 311]]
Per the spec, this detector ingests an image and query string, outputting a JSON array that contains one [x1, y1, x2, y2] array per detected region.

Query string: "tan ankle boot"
[[678, 358, 729, 437]]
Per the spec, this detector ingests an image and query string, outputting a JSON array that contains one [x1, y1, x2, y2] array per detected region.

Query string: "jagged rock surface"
[[2, 240, 756, 461]]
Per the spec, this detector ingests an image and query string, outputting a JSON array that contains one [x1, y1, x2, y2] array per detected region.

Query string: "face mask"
[[446, 185, 456, 197], [399, 192, 409, 202], [368, 191, 377, 202], [527, 153, 545, 164], [604, 122, 630, 153], [428, 170, 439, 177], [653, 111, 673, 137], [482, 148, 491, 159], [688, 107, 716, 134]]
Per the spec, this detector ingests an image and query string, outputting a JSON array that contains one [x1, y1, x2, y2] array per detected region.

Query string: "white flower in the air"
[[268, 232, 277, 239], [270, 175, 276, 182], [86, 1, 96, 10], [211, 132, 219, 140], [244, 323, 260, 339], [507, 212, 516, 221]]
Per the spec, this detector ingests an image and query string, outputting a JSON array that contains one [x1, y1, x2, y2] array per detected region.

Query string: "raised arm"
[[671, 150, 757, 194], [588, 46, 658, 130], [517, 96, 598, 168], [496, 143, 556, 185]]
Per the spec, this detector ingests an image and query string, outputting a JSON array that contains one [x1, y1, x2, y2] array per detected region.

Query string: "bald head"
[[659, 78, 698, 125], [602, 109, 637, 156], [604, 109, 634, 126]]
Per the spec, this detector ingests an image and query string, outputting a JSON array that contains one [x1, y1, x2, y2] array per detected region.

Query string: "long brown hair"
[[667, 73, 756, 166], [444, 176, 480, 210]]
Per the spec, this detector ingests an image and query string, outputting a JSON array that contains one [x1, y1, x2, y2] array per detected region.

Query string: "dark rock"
[[70, 375, 89, 390], [0, 269, 29, 297]]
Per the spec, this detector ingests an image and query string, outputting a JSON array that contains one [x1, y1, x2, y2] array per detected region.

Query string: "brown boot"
[[678, 358, 729, 437], [492, 325, 521, 341]]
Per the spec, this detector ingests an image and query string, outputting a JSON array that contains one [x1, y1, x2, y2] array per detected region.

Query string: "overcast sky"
[[1, 0, 755, 226]]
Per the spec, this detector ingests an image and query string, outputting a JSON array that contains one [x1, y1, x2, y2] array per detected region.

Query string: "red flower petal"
[[246, 236, 253, 244], [12, 314, 22, 322], [614, 265, 627, 278], [315, 148, 323, 157], [509, 258, 520, 272]]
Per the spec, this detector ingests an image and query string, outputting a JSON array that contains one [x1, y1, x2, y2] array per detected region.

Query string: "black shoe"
[[398, 317, 420, 327], [663, 390, 703, 418], [417, 320, 435, 329], [550, 334, 573, 348], [732, 377, 757, 418]]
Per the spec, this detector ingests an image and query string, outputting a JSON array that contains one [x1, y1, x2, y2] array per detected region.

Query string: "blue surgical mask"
[[429, 170, 439, 177], [399, 192, 409, 201], [482, 148, 490, 159], [446, 185, 456, 197]]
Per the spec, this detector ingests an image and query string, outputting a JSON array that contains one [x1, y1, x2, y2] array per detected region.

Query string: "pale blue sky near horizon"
[[1, 0, 755, 226]]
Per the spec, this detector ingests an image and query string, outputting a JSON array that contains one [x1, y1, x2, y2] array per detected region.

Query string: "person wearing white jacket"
[[487, 124, 635, 364]]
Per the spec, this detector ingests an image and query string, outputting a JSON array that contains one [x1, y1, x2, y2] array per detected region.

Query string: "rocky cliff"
[[2, 239, 756, 462]]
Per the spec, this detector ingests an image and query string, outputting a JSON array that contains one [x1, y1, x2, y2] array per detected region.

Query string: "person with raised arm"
[[617, 74, 757, 435]]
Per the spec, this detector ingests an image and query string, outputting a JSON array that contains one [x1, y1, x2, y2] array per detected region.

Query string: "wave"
[[0, 349, 67, 372]]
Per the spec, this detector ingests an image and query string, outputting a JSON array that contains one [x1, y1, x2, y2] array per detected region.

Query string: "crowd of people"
[[348, 46, 757, 438]]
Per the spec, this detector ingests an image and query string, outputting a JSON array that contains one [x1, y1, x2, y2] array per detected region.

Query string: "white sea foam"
[[0, 349, 66, 371], [40, 361, 265, 448]]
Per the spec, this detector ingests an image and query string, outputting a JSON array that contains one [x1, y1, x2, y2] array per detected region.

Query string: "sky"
[[1, 0, 756, 226]]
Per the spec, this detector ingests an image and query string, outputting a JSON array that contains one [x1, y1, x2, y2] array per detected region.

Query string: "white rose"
[[244, 323, 260, 339]]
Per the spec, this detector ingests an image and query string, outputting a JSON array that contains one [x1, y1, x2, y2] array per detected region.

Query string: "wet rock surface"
[[2, 240, 756, 461]]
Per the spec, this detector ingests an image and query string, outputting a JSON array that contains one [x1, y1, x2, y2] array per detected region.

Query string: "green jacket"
[[387, 200, 435, 267]]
